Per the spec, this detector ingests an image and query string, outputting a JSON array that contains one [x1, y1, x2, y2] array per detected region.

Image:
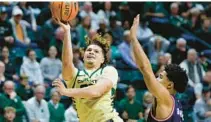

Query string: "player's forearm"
[[63, 87, 102, 99], [130, 37, 151, 70], [62, 31, 75, 80]]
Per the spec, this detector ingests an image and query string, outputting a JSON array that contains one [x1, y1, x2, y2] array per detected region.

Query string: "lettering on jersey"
[[177, 108, 184, 121]]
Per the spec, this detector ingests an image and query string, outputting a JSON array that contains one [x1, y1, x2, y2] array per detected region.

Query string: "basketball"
[[50, 2, 79, 22]]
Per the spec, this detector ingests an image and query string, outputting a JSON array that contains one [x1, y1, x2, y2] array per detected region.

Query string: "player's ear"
[[167, 82, 174, 89]]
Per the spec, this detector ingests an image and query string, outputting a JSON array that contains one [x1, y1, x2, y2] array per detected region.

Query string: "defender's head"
[[157, 64, 188, 93]]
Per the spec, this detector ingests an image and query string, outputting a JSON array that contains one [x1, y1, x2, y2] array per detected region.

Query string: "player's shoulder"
[[103, 65, 117, 70], [102, 65, 117, 72]]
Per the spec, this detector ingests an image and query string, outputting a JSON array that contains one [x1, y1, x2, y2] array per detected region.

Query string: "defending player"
[[52, 18, 123, 122], [129, 15, 188, 122]]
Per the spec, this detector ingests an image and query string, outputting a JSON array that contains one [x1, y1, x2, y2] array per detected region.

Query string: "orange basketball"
[[50, 2, 79, 22]]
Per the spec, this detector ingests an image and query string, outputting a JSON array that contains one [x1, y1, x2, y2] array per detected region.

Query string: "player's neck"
[[85, 64, 100, 70], [169, 89, 176, 95]]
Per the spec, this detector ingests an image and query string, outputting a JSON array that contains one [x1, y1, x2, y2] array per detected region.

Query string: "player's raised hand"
[[130, 14, 140, 40], [53, 17, 71, 33]]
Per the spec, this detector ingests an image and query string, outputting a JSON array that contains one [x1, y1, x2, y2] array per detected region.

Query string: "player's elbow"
[[89, 91, 103, 98]]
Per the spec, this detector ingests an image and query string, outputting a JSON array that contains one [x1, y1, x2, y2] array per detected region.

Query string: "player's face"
[[157, 71, 172, 89], [84, 44, 105, 68]]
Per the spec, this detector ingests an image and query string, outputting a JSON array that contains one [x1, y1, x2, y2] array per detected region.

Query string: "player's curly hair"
[[165, 64, 188, 93], [84, 34, 110, 66]]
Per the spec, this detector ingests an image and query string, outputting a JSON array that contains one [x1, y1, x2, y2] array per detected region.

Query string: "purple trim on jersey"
[[147, 95, 184, 122]]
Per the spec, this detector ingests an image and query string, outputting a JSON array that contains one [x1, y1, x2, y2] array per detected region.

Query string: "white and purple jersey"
[[147, 96, 184, 122]]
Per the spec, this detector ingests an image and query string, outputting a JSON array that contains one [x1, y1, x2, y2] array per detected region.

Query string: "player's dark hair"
[[165, 64, 188, 93]]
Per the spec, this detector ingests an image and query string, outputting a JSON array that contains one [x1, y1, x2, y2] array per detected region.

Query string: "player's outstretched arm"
[[53, 66, 117, 99], [130, 15, 170, 102], [54, 18, 77, 83]]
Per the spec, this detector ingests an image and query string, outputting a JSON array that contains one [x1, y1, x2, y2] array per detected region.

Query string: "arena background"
[[0, 1, 211, 122]]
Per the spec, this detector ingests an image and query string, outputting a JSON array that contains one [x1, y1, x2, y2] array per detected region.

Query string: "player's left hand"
[[52, 78, 66, 95], [130, 14, 140, 40]]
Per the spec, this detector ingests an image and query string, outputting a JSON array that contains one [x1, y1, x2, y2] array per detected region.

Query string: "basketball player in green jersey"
[[52, 18, 123, 122]]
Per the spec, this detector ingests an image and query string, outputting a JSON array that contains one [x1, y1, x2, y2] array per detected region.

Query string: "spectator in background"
[[117, 2, 135, 25], [42, 18, 59, 51], [148, 35, 170, 65], [0, 46, 18, 81], [26, 85, 50, 122], [0, 61, 7, 92], [196, 18, 211, 45], [3, 107, 16, 122], [40, 46, 62, 84], [0, 6, 14, 48], [119, 85, 144, 122], [48, 89, 65, 122], [65, 103, 79, 122], [97, 2, 116, 27], [16, 75, 33, 101], [109, 15, 124, 46], [136, 17, 154, 46], [142, 91, 153, 121], [170, 38, 187, 64], [69, 19, 79, 45], [79, 2, 98, 31], [72, 46, 83, 70], [164, 53, 172, 64], [202, 71, 211, 89], [180, 49, 205, 98], [76, 15, 91, 48], [199, 52, 210, 72], [0, 81, 26, 122], [194, 87, 211, 122], [118, 30, 138, 69], [143, 2, 168, 18], [20, 49, 43, 85], [169, 2, 191, 28], [9, 6, 33, 48]]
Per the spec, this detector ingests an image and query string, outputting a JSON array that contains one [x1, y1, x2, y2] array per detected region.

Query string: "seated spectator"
[[76, 15, 91, 48], [16, 75, 33, 101], [79, 2, 98, 31], [142, 91, 153, 121], [169, 3, 191, 28], [97, 2, 116, 26], [109, 15, 124, 46], [40, 46, 62, 84], [9, 6, 35, 48], [0, 81, 26, 122], [72, 46, 83, 70], [199, 52, 211, 72], [195, 18, 211, 45], [20, 49, 43, 85], [136, 17, 154, 45], [48, 89, 65, 122], [0, 6, 14, 48], [42, 18, 59, 51], [0, 61, 7, 92], [148, 35, 170, 65], [180, 49, 205, 98], [3, 107, 16, 122], [65, 104, 79, 122], [119, 85, 144, 122], [0, 46, 18, 81], [170, 38, 187, 64], [202, 71, 211, 89], [118, 30, 138, 69], [194, 87, 211, 122], [164, 53, 172, 64], [25, 85, 50, 122], [143, 2, 168, 18]]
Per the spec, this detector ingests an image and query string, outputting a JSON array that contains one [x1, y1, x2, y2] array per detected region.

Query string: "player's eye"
[[94, 50, 99, 53]]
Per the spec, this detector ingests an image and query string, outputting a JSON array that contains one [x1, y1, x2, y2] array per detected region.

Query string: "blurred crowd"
[[0, 1, 211, 122]]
